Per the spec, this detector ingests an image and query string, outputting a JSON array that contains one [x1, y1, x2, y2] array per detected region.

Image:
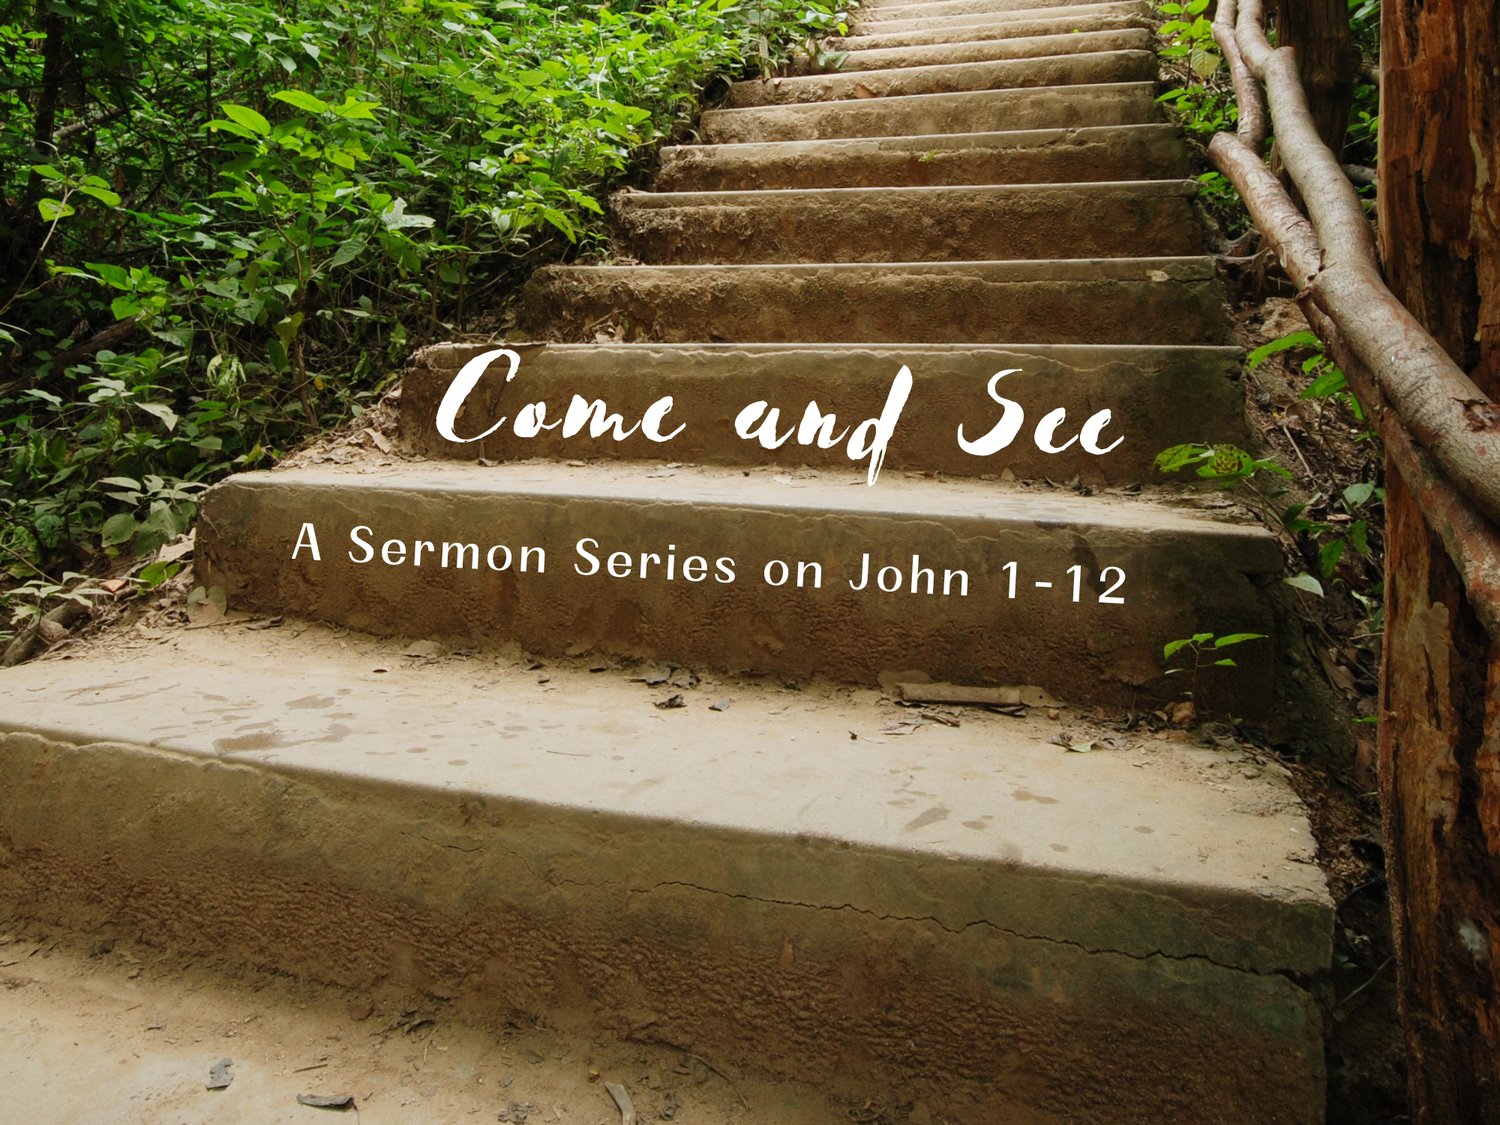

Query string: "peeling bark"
[[1377, 2, 1500, 1119], [1206, 1, 1500, 1114]]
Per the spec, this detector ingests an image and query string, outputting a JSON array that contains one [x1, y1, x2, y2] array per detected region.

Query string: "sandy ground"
[[0, 927, 860, 1125]]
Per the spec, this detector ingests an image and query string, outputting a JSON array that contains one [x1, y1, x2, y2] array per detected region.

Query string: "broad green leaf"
[[1213, 633, 1266, 648], [1155, 443, 1208, 473], [136, 401, 179, 431], [272, 89, 330, 114], [78, 184, 122, 207], [1247, 330, 1319, 369], [1303, 366, 1348, 398], [1188, 46, 1221, 79], [220, 103, 271, 136], [1284, 573, 1324, 596], [37, 197, 75, 221], [101, 513, 137, 547], [328, 236, 366, 268], [138, 560, 181, 589], [1319, 538, 1346, 578], [333, 98, 381, 121], [207, 118, 261, 140], [88, 262, 131, 288]]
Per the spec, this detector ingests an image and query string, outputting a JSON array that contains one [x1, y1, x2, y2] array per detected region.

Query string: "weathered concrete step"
[[524, 258, 1233, 346], [611, 181, 1206, 264], [0, 932, 843, 1122], [834, 2, 1155, 51], [862, 0, 1127, 15], [0, 625, 1330, 1122], [724, 48, 1156, 107], [852, 0, 1138, 36], [399, 342, 1247, 483], [195, 462, 1279, 713], [701, 82, 1161, 143], [654, 124, 1192, 191], [795, 26, 1152, 73]]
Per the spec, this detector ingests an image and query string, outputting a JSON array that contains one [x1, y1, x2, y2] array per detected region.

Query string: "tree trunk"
[[1377, 1, 1500, 1121], [1268, 0, 1360, 155]]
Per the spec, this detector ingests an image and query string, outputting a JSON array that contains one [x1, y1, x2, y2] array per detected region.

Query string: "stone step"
[[852, 0, 1139, 37], [399, 342, 1247, 483], [0, 931, 840, 1121], [700, 81, 1161, 143], [833, 2, 1156, 52], [195, 462, 1280, 714], [0, 624, 1331, 1122], [799, 26, 1152, 73], [724, 48, 1156, 108], [859, 0, 1127, 23], [654, 124, 1192, 191], [523, 258, 1232, 346], [610, 181, 1206, 264]]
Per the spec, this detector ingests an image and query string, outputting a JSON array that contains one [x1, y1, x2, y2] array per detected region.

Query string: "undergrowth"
[[1150, 0, 1387, 731], [1154, 0, 1381, 237], [0, 0, 849, 642]]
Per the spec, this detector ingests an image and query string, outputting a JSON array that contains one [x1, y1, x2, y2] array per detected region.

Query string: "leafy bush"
[[0, 0, 848, 631]]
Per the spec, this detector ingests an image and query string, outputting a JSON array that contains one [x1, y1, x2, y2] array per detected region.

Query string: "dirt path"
[[0, 927, 855, 1124]]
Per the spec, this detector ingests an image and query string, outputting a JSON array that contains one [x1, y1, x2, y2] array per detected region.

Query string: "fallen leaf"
[[206, 1058, 234, 1090], [156, 532, 196, 564], [605, 1081, 638, 1125], [1049, 731, 1096, 753], [296, 1093, 356, 1109]]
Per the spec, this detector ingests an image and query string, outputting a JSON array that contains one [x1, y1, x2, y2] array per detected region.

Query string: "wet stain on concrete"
[[904, 806, 949, 832], [1012, 788, 1058, 805]]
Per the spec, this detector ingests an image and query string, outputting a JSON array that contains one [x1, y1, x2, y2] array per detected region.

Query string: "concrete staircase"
[[0, 1, 1332, 1121]]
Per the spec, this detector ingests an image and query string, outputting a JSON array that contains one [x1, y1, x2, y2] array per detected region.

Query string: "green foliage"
[[1154, 0, 1235, 140], [1162, 630, 1266, 699], [0, 0, 847, 633], [1345, 0, 1380, 172], [1155, 442, 1293, 486], [1283, 480, 1383, 583], [1194, 170, 1250, 238], [1153, 0, 1244, 233], [1247, 329, 1368, 425], [4, 572, 111, 633]]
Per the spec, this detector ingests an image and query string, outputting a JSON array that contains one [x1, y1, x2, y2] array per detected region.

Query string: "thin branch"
[[52, 105, 128, 145], [1213, 0, 1265, 149], [1206, 0, 1500, 536], [1302, 303, 1500, 637]]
